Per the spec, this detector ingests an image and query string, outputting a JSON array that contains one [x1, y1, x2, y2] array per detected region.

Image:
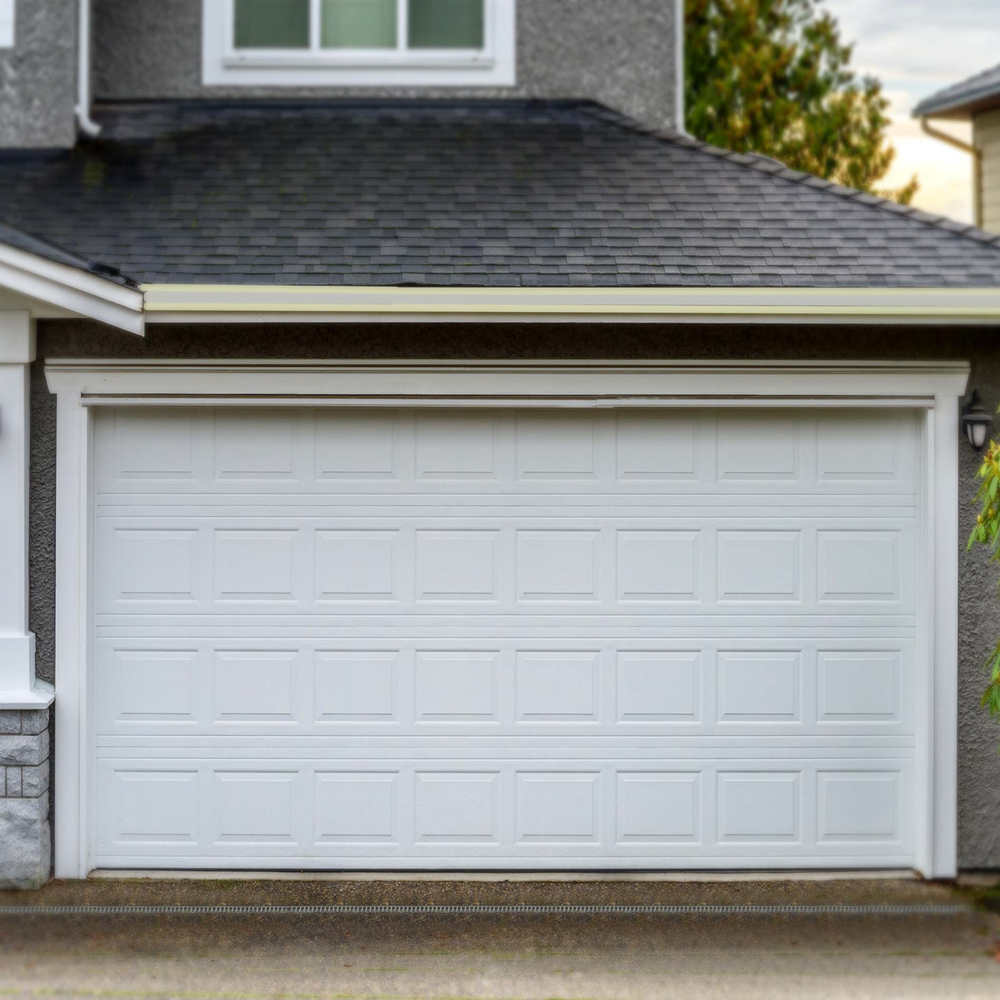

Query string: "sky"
[[823, 0, 1000, 223]]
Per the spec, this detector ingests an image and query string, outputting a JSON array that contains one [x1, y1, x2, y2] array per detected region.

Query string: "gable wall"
[[92, 0, 681, 130]]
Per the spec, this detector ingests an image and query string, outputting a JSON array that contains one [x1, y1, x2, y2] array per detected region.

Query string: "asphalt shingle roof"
[[914, 63, 1000, 118], [1, 99, 1000, 287], [0, 221, 138, 286]]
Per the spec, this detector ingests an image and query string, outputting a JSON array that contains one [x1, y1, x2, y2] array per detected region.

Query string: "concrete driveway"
[[1, 877, 998, 1000]]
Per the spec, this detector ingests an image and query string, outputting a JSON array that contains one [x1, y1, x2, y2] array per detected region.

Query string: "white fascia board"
[[0, 242, 144, 335], [141, 284, 1000, 324]]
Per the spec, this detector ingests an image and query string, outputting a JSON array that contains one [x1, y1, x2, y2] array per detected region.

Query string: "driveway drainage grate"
[[0, 903, 974, 917]]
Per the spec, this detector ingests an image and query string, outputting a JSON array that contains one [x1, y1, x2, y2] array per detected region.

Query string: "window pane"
[[408, 0, 484, 49], [321, 0, 397, 49], [234, 0, 310, 48]]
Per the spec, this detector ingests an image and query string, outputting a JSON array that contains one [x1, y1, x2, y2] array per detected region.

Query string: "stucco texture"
[[0, 0, 77, 148], [29, 319, 1000, 870], [92, 0, 679, 130]]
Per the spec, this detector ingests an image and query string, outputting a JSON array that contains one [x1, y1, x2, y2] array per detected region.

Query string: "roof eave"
[[0, 241, 144, 335]]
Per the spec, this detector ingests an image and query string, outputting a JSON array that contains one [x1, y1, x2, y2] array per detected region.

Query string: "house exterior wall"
[[27, 319, 1000, 872], [0, 0, 77, 149], [92, 0, 681, 130], [974, 108, 1000, 234]]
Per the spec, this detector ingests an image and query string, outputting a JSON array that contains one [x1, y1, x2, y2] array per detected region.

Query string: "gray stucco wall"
[[28, 319, 1000, 870], [92, 0, 680, 130], [0, 0, 77, 148]]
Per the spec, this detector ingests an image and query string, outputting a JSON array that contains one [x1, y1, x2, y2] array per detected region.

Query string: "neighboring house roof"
[[914, 64, 1000, 119], [0, 100, 999, 287], [0, 221, 139, 287]]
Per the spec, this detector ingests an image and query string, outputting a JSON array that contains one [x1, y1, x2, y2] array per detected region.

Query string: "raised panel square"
[[616, 652, 699, 722], [415, 651, 499, 722], [113, 771, 198, 843], [517, 772, 600, 842], [717, 413, 798, 480], [315, 411, 395, 480], [817, 413, 897, 481], [818, 771, 899, 841], [215, 529, 296, 601], [215, 771, 296, 842], [416, 412, 495, 479], [616, 412, 697, 480], [818, 530, 899, 602], [315, 772, 397, 843], [416, 530, 498, 601], [214, 650, 296, 721], [315, 529, 397, 602], [718, 772, 800, 842], [818, 651, 900, 722], [315, 651, 397, 722], [115, 529, 197, 602], [116, 410, 194, 479], [616, 530, 699, 601], [516, 651, 600, 722], [718, 651, 800, 722], [516, 530, 599, 602], [115, 649, 197, 722], [617, 773, 700, 843], [215, 412, 294, 478], [717, 531, 800, 602], [516, 413, 596, 480], [415, 773, 499, 842]]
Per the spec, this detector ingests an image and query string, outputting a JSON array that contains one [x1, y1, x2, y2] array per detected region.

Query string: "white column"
[[932, 393, 960, 878], [0, 311, 52, 708]]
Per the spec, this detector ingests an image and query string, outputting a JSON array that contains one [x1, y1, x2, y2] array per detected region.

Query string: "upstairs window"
[[203, 0, 515, 86]]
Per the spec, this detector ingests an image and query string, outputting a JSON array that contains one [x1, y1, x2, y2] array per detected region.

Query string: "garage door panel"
[[92, 406, 920, 869], [94, 638, 916, 738], [94, 517, 917, 616], [94, 758, 913, 865], [94, 408, 920, 496]]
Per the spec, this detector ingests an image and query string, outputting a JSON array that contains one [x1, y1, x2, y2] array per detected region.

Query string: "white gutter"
[[75, 0, 101, 138], [139, 283, 1000, 325]]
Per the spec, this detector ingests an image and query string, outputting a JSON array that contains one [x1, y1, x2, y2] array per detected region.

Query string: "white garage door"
[[92, 406, 919, 869]]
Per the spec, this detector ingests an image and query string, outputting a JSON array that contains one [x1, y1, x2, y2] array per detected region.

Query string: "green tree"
[[684, 0, 918, 204], [968, 427, 1000, 738]]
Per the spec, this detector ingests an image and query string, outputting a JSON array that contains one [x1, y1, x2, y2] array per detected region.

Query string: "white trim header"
[[45, 358, 972, 404]]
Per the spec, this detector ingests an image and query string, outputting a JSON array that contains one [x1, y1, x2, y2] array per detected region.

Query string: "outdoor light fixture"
[[962, 390, 993, 451]]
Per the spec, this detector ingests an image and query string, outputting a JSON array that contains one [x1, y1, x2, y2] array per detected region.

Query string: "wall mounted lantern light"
[[962, 390, 993, 451]]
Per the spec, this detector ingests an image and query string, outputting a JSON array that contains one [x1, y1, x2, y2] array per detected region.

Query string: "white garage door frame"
[[45, 358, 970, 879]]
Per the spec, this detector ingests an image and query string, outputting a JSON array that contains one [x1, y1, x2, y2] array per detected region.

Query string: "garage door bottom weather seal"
[[0, 903, 974, 917]]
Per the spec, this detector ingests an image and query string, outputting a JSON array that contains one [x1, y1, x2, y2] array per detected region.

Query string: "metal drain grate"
[[0, 903, 974, 917]]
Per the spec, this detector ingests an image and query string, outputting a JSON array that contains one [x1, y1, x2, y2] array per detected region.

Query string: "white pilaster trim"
[[0, 311, 52, 710], [44, 358, 968, 878], [932, 394, 960, 878]]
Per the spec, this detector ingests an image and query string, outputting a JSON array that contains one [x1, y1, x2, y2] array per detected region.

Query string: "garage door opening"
[[90, 404, 919, 869]]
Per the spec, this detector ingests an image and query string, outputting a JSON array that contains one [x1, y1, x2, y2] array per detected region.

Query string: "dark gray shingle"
[[0, 99, 998, 287]]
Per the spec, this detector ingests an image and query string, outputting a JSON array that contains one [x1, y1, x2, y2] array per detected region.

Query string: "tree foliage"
[[968, 429, 1000, 735], [684, 0, 918, 204]]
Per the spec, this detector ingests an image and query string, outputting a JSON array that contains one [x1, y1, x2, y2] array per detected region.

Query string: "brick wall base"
[[0, 708, 51, 889]]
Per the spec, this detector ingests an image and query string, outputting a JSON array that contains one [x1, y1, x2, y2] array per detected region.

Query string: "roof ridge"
[[577, 102, 1000, 256]]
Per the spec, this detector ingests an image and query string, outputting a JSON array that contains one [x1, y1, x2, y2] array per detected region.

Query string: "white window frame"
[[202, 0, 516, 87], [0, 0, 15, 48], [44, 358, 966, 880]]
